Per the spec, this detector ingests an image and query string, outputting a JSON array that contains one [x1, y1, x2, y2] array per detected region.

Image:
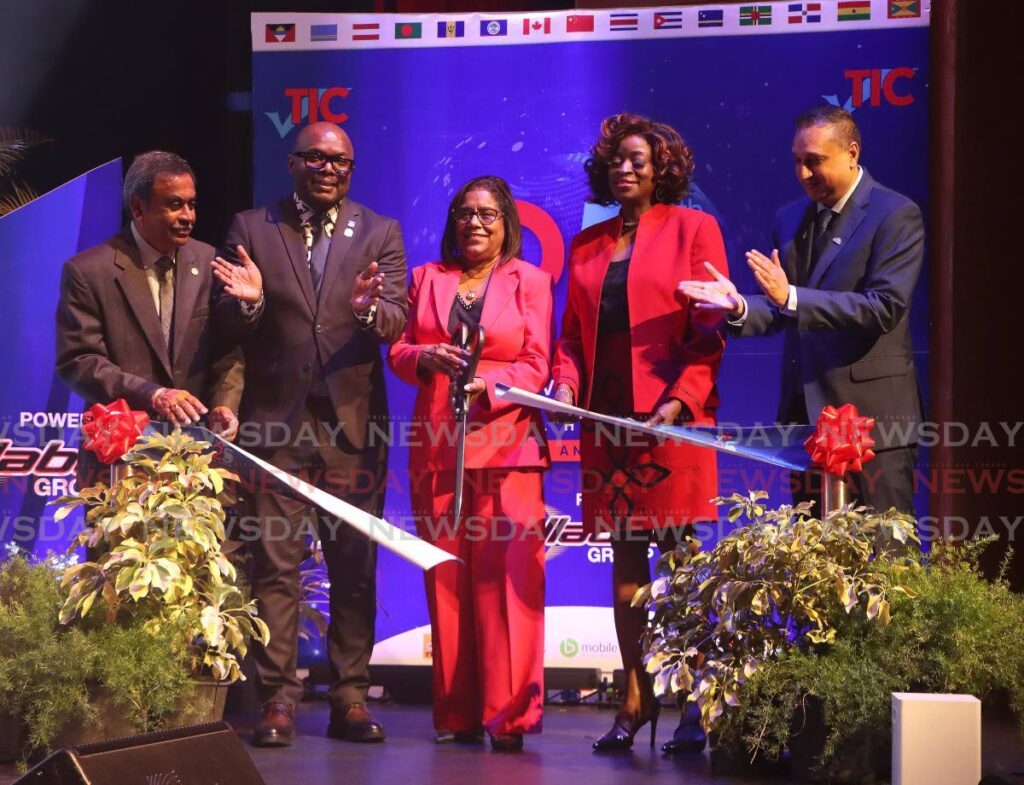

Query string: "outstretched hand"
[[213, 246, 263, 304], [677, 262, 744, 315]]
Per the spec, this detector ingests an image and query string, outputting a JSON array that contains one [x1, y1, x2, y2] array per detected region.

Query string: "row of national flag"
[[263, 3, 923, 45]]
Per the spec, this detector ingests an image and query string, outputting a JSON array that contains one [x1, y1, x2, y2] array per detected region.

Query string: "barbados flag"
[[437, 20, 465, 38]]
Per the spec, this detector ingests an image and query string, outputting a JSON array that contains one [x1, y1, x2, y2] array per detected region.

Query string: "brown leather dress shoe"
[[326, 702, 386, 743], [253, 702, 295, 747]]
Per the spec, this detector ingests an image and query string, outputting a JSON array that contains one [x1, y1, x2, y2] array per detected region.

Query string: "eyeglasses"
[[292, 150, 355, 174], [453, 208, 502, 225]]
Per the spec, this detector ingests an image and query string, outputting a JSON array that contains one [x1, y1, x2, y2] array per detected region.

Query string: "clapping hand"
[[352, 261, 385, 314], [745, 249, 789, 308]]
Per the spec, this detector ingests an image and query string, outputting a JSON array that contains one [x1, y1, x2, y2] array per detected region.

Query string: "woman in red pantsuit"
[[388, 176, 552, 752], [552, 114, 729, 753]]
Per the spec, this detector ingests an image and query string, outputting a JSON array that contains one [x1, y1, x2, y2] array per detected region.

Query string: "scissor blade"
[[452, 414, 467, 525]]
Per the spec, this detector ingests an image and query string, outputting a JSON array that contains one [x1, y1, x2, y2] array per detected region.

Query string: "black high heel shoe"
[[661, 701, 706, 755], [592, 706, 660, 751], [490, 733, 524, 752]]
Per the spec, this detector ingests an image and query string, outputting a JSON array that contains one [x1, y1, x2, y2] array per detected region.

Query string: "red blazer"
[[388, 258, 553, 472], [553, 203, 728, 423]]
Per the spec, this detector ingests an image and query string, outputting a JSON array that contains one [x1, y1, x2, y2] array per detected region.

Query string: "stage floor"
[[2, 702, 1023, 784]]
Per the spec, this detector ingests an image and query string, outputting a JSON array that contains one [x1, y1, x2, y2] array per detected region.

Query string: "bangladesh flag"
[[395, 22, 422, 39]]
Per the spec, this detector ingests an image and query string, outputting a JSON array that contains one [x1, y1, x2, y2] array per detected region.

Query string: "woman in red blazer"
[[389, 176, 553, 752], [553, 114, 729, 753]]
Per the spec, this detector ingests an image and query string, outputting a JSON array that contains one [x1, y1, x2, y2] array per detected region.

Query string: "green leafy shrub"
[[0, 553, 195, 758]]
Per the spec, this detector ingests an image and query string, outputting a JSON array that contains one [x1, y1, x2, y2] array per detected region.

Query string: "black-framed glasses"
[[453, 208, 502, 225], [292, 150, 355, 174]]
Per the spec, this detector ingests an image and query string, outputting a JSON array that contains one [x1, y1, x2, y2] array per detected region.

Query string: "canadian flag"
[[522, 17, 552, 34]]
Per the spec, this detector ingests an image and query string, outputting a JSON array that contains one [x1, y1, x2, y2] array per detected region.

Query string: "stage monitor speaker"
[[15, 721, 266, 785]]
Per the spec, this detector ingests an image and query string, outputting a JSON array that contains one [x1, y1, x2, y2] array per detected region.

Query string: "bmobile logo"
[[560, 638, 579, 657]]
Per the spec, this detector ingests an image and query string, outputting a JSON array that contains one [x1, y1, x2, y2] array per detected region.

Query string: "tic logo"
[[266, 87, 351, 138], [825, 67, 918, 111]]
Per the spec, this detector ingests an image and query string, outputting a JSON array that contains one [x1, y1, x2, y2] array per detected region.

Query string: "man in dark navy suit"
[[679, 105, 924, 514]]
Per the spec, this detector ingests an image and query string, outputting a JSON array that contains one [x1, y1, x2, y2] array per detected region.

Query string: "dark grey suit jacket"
[[736, 170, 924, 449], [218, 196, 407, 455], [56, 226, 243, 412]]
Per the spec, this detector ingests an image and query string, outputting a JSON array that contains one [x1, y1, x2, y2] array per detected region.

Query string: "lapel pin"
[[191, 267, 199, 275], [344, 219, 356, 237], [832, 237, 842, 245], [343, 228, 354, 237]]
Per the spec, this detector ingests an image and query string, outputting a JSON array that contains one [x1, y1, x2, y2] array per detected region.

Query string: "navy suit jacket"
[[735, 170, 924, 449]]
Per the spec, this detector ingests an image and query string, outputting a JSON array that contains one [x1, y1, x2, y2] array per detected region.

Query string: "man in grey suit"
[[679, 105, 923, 515], [212, 122, 407, 747], [56, 151, 241, 486]]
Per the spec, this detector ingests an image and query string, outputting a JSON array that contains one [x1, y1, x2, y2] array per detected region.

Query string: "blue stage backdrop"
[[251, 2, 930, 670], [0, 160, 123, 557]]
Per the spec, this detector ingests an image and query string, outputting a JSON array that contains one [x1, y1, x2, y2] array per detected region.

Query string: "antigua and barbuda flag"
[[265, 23, 295, 43]]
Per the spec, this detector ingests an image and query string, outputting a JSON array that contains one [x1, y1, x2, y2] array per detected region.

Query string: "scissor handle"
[[449, 324, 485, 416]]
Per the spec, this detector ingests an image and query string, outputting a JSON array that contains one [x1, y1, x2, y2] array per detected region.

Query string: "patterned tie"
[[155, 256, 175, 355], [308, 215, 331, 294]]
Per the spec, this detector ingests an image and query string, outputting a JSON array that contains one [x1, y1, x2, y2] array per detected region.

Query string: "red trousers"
[[412, 469, 546, 735]]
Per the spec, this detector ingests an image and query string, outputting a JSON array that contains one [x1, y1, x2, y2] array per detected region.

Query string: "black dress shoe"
[[327, 702, 386, 743], [252, 702, 295, 747]]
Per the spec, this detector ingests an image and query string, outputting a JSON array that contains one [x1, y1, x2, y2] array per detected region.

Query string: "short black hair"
[[440, 176, 522, 265], [795, 105, 862, 148], [122, 151, 195, 213]]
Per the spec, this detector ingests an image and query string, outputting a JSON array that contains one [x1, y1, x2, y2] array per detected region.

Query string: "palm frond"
[[0, 181, 40, 216], [0, 127, 52, 177]]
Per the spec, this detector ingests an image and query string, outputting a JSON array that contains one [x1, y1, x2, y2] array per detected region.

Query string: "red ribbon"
[[804, 403, 876, 476], [81, 399, 149, 465]]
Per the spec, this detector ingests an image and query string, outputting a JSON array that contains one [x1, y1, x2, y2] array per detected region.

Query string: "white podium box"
[[892, 693, 981, 785]]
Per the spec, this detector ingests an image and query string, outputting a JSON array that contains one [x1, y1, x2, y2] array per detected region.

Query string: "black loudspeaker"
[[15, 722, 266, 785]]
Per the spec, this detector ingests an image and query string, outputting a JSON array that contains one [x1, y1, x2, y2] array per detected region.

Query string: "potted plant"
[[55, 429, 269, 680], [638, 491, 1024, 782], [0, 548, 196, 763]]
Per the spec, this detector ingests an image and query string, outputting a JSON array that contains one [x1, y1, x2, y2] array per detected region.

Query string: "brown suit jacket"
[[56, 226, 243, 413], [218, 196, 407, 456]]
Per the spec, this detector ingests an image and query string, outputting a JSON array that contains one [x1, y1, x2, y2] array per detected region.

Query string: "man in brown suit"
[[213, 122, 407, 747], [56, 151, 241, 486]]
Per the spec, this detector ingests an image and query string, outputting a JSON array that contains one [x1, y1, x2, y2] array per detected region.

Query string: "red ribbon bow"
[[81, 399, 149, 465], [804, 403, 876, 476]]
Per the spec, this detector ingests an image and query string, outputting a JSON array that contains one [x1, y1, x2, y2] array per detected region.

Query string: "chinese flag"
[[566, 15, 595, 32]]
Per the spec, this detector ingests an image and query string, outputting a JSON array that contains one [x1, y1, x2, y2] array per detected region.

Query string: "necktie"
[[155, 256, 175, 355], [308, 216, 331, 294], [809, 209, 837, 272]]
